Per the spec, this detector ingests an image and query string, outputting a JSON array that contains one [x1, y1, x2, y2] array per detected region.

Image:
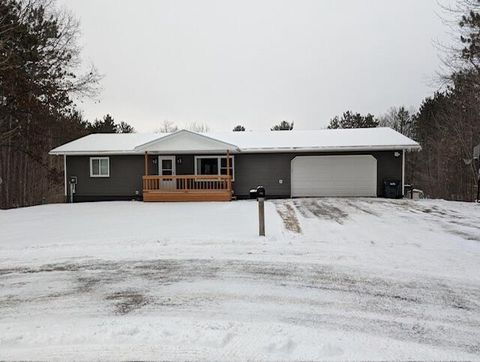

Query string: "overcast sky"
[[59, 0, 452, 132]]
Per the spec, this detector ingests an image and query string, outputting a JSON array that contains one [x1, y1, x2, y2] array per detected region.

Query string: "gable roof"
[[49, 127, 421, 155], [134, 129, 239, 153]]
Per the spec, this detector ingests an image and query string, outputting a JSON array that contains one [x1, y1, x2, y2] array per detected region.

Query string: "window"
[[220, 157, 233, 177], [90, 157, 110, 177], [195, 156, 234, 181]]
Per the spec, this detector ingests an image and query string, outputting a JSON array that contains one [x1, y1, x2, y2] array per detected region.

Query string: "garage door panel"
[[291, 155, 377, 197]]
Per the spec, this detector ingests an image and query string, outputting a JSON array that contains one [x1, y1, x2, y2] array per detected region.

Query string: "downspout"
[[64, 154, 67, 202]]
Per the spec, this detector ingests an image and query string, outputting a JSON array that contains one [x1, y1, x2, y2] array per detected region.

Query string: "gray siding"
[[233, 153, 292, 197], [67, 150, 403, 201], [232, 151, 402, 198], [67, 155, 145, 200], [66, 154, 200, 200]]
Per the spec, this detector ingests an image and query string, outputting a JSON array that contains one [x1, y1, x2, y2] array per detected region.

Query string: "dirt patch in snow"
[[344, 200, 380, 216], [105, 290, 150, 315], [293, 199, 348, 224], [76, 276, 103, 293], [274, 202, 302, 233]]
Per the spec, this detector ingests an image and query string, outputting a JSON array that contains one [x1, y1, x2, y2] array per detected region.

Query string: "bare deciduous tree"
[[155, 120, 179, 133], [186, 121, 210, 133]]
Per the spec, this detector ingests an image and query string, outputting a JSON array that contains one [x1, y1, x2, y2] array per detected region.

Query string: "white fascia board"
[[49, 143, 421, 156], [49, 150, 241, 156], [238, 145, 421, 153], [147, 149, 240, 155], [134, 129, 239, 152], [49, 150, 141, 156]]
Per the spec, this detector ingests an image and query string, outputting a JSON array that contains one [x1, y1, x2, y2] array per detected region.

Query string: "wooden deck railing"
[[143, 175, 232, 201], [143, 175, 232, 193]]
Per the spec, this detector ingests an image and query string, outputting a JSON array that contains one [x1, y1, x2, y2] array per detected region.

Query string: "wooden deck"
[[143, 175, 232, 202]]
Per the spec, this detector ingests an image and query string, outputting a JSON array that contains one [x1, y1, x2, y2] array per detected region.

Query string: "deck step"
[[143, 191, 231, 202]]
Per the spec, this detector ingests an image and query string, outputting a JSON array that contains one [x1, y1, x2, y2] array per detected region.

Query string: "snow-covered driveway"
[[1, 199, 479, 360]]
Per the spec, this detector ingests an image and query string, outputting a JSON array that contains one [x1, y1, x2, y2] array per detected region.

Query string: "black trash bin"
[[384, 179, 402, 199]]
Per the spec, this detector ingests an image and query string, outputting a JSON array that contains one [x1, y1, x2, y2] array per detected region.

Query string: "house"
[[49, 128, 421, 202]]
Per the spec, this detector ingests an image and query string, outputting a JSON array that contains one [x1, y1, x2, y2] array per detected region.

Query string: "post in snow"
[[257, 186, 266, 236]]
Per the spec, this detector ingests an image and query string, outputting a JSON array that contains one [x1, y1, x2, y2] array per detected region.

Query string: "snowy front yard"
[[1, 199, 479, 360]]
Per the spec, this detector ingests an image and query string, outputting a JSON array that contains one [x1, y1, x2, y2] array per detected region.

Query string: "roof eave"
[[49, 149, 242, 156], [50, 144, 421, 156], [238, 145, 422, 153]]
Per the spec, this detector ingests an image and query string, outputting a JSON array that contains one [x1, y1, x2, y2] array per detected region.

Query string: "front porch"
[[141, 148, 234, 201], [143, 175, 232, 202], [137, 130, 237, 202]]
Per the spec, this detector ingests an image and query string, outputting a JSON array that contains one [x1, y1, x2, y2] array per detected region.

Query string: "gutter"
[[49, 149, 242, 156], [50, 144, 421, 156], [237, 145, 421, 153]]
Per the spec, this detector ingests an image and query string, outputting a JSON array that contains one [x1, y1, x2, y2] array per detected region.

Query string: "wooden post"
[[226, 149, 232, 192], [70, 183, 74, 204], [144, 151, 148, 176], [258, 197, 265, 236]]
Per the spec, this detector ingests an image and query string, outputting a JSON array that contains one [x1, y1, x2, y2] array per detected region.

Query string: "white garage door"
[[291, 155, 377, 197]]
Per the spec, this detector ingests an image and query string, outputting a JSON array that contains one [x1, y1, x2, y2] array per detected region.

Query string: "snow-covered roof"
[[50, 133, 161, 154], [205, 128, 420, 152], [49, 128, 421, 155]]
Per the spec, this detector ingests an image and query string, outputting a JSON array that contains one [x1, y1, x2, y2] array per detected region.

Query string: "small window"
[[90, 157, 110, 177], [195, 156, 234, 181]]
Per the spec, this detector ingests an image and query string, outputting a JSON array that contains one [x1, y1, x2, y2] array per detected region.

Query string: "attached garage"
[[291, 155, 377, 197]]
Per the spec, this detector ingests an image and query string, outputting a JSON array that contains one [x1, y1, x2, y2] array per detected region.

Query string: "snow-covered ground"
[[0, 198, 479, 360]]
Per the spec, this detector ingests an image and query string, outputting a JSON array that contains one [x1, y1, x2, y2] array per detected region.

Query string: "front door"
[[158, 156, 176, 189]]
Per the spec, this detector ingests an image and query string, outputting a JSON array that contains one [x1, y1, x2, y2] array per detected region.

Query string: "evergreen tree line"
[[284, 86, 479, 201], [0, 0, 133, 208]]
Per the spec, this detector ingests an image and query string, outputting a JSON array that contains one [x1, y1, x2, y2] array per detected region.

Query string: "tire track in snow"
[[1, 258, 480, 354]]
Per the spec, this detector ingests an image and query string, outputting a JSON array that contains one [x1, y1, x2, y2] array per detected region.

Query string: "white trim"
[[194, 155, 235, 181], [49, 145, 421, 156], [63, 155, 67, 197], [402, 149, 405, 197], [134, 129, 239, 152], [158, 155, 176, 176], [236, 145, 422, 153], [89, 157, 110, 178]]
